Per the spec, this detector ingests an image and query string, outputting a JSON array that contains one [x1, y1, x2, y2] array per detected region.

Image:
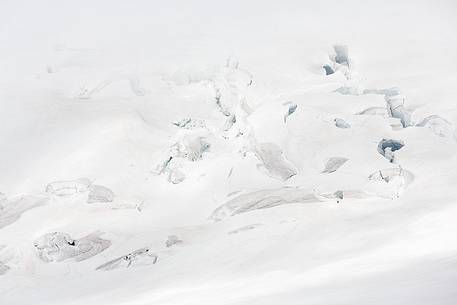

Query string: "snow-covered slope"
[[1, 1, 457, 304]]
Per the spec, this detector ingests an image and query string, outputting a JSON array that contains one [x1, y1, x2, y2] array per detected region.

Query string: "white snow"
[[1, 0, 457, 304]]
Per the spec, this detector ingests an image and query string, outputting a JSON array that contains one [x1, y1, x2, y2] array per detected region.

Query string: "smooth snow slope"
[[1, 0, 457, 304]]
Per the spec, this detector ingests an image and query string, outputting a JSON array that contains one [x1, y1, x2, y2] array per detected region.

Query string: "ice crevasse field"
[[1, 0, 457, 304]]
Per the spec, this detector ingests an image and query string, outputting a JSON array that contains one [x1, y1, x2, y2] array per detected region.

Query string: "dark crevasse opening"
[[323, 64, 334, 75], [333, 45, 349, 66], [377, 139, 405, 162]]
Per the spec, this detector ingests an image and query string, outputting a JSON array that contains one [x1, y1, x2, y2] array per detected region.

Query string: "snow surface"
[[1, 0, 457, 304]]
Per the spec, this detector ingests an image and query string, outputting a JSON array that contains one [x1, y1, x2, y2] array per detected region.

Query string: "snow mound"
[[77, 73, 145, 99], [0, 195, 49, 229], [34, 232, 111, 262], [228, 224, 263, 234], [173, 118, 207, 130], [154, 131, 211, 183], [367, 167, 414, 199], [356, 106, 387, 116], [210, 188, 319, 221], [416, 115, 455, 138], [254, 143, 297, 181], [96, 248, 157, 271], [45, 178, 92, 197], [87, 185, 115, 203], [322, 157, 349, 173], [165, 235, 183, 248], [0, 261, 9, 275]]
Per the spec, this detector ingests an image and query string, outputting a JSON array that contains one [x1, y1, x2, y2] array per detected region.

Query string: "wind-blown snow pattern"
[[1, 1, 457, 305]]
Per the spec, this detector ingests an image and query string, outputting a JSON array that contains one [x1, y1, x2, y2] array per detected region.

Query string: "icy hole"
[[334, 118, 351, 129], [283, 102, 298, 122], [323, 45, 351, 78], [323, 65, 334, 75], [332, 45, 349, 66], [377, 139, 405, 163]]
